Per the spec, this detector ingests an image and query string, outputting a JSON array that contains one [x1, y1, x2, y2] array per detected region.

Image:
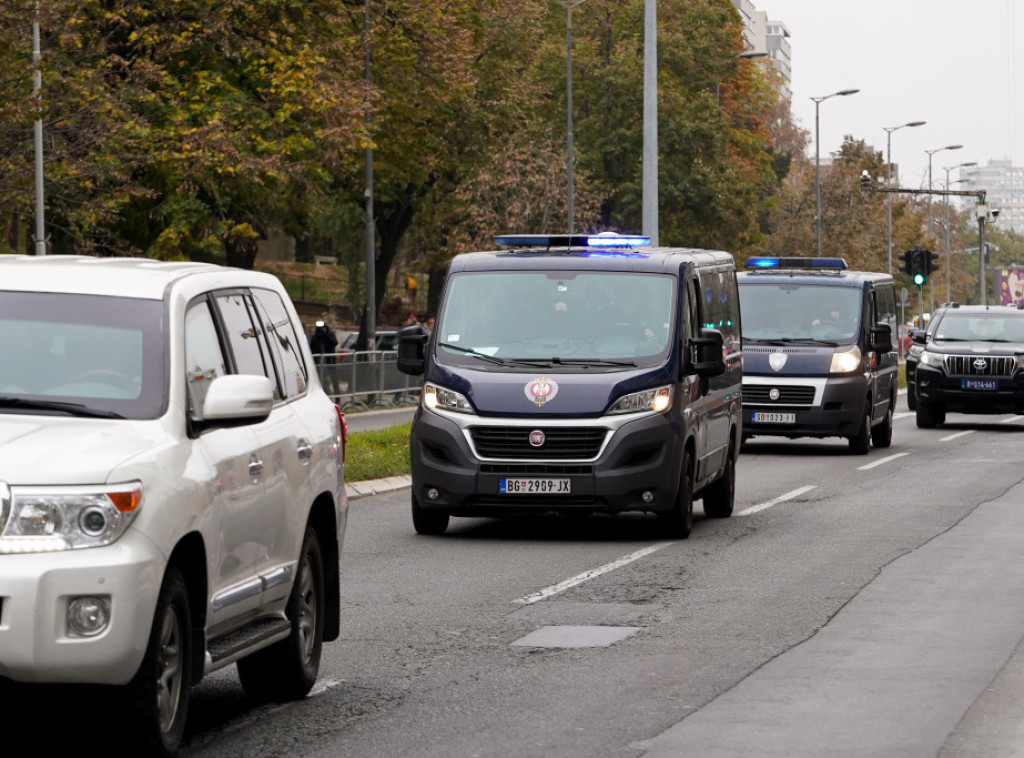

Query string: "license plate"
[[499, 478, 571, 494], [751, 412, 796, 424], [962, 379, 998, 391]]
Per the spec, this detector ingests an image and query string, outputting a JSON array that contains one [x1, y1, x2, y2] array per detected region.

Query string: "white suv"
[[0, 256, 347, 755]]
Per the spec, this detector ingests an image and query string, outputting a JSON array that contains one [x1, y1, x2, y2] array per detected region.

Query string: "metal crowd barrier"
[[313, 350, 422, 412]]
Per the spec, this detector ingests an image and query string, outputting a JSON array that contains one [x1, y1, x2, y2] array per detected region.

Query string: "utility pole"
[[33, 1, 46, 255], [363, 0, 375, 347]]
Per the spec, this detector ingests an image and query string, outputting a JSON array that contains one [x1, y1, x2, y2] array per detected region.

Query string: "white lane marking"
[[737, 485, 817, 517], [1001, 416, 1024, 424], [512, 542, 673, 606], [893, 412, 915, 420], [940, 430, 975, 442], [309, 678, 343, 697], [857, 452, 909, 471]]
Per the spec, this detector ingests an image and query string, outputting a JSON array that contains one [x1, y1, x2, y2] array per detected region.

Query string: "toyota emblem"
[[529, 430, 546, 447], [973, 358, 988, 371]]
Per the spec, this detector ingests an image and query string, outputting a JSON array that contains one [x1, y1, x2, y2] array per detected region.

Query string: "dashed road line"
[[513, 542, 674, 606], [737, 485, 817, 517], [857, 451, 909, 470], [1001, 416, 1023, 424], [893, 412, 915, 420], [940, 430, 975, 442]]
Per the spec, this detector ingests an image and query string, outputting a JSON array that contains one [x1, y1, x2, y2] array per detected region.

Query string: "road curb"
[[348, 475, 412, 500]]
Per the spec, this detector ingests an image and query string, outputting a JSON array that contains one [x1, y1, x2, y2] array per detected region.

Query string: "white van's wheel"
[[412, 491, 449, 535]]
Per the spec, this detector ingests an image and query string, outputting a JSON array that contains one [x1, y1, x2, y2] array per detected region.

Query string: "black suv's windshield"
[[933, 311, 1024, 342], [435, 271, 675, 368], [0, 292, 166, 419], [740, 283, 862, 343]]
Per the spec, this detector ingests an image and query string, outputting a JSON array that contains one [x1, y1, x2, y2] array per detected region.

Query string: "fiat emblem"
[[529, 430, 545, 447], [769, 388, 781, 401], [974, 358, 988, 370]]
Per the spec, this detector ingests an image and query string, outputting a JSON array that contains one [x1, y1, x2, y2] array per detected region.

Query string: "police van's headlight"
[[829, 346, 862, 374], [423, 383, 475, 414], [919, 350, 945, 369], [607, 386, 672, 415]]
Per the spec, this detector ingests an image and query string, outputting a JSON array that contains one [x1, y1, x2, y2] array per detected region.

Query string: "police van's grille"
[[944, 355, 1016, 376], [470, 427, 606, 459], [743, 385, 816, 406]]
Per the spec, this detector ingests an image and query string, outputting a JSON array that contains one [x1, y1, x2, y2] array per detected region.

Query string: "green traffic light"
[[913, 273, 926, 286]]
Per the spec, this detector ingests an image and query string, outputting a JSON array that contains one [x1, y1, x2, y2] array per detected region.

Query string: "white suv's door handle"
[[248, 454, 264, 477], [297, 441, 314, 461]]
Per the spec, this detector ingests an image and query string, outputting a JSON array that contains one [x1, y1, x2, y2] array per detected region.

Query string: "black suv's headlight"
[[919, 350, 945, 369]]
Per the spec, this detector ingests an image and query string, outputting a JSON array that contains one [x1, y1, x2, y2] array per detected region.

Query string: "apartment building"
[[732, 0, 792, 100], [960, 160, 1024, 232]]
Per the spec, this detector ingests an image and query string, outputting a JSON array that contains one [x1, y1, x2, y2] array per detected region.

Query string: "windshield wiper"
[[0, 396, 124, 419], [438, 342, 507, 365], [510, 357, 638, 368], [744, 337, 838, 347]]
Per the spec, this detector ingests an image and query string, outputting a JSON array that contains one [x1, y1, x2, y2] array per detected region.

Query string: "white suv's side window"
[[252, 288, 307, 399], [215, 292, 279, 400], [184, 300, 227, 421]]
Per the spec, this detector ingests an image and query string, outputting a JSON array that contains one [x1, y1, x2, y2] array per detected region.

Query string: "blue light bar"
[[493, 232, 650, 249], [745, 256, 847, 270]]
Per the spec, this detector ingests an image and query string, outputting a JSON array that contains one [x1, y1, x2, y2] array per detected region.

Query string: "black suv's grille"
[[944, 355, 1016, 376], [469, 427, 607, 460], [743, 385, 816, 405]]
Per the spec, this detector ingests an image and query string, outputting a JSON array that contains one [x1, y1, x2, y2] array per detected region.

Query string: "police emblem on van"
[[525, 377, 559, 407], [769, 353, 788, 372]]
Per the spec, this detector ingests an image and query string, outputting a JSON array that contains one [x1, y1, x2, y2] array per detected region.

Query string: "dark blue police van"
[[736, 257, 897, 454], [396, 233, 743, 538]]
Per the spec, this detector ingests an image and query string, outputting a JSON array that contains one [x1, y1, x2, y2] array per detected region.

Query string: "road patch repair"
[[511, 626, 641, 649]]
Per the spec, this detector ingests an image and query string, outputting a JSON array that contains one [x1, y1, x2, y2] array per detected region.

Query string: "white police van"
[[737, 256, 897, 453], [396, 233, 743, 538]]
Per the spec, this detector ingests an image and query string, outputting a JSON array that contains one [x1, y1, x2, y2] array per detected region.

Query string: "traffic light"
[[911, 247, 928, 287], [925, 250, 940, 276], [897, 249, 913, 275]]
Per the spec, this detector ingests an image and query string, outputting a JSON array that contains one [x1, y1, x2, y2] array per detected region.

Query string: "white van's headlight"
[[829, 346, 862, 374], [0, 483, 142, 554], [423, 383, 475, 415], [919, 350, 945, 369], [607, 385, 673, 415]]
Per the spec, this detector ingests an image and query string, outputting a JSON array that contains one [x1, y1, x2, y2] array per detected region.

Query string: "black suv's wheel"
[[871, 399, 894, 448], [659, 448, 694, 538], [916, 400, 937, 429], [702, 441, 735, 518], [849, 406, 871, 455], [125, 565, 192, 757], [238, 526, 325, 701], [907, 385, 917, 411], [412, 491, 449, 535]]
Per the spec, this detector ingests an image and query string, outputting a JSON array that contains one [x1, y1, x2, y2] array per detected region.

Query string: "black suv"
[[904, 305, 950, 411], [913, 304, 1024, 427]]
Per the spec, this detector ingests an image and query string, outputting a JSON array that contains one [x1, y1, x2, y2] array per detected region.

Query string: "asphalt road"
[[17, 406, 1024, 757]]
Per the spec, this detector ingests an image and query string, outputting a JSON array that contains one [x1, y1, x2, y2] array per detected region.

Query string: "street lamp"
[[718, 51, 768, 105], [553, 0, 590, 235], [944, 161, 977, 302], [884, 120, 926, 274], [926, 144, 962, 236], [811, 88, 859, 256]]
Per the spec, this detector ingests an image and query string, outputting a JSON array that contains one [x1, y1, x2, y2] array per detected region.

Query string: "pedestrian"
[[309, 320, 340, 396]]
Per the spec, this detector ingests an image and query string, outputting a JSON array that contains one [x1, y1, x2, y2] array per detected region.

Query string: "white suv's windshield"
[[436, 271, 675, 366], [740, 283, 862, 343], [0, 292, 166, 419]]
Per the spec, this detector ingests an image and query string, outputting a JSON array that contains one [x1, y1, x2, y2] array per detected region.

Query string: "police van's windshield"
[[740, 284, 862, 343], [436, 271, 675, 367]]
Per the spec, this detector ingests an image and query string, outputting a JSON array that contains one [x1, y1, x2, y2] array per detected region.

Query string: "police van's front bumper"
[[408, 405, 686, 516], [742, 375, 868, 439]]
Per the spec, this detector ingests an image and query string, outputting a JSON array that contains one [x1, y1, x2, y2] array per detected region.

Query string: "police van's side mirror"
[[871, 322, 893, 354], [688, 328, 726, 377], [397, 324, 428, 375]]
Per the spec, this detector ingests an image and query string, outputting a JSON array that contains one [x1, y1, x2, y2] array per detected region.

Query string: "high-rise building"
[[960, 160, 1024, 232], [731, 0, 792, 100]]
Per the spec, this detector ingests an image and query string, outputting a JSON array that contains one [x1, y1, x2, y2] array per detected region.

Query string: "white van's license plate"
[[751, 412, 796, 424], [500, 478, 571, 494], [962, 379, 998, 390]]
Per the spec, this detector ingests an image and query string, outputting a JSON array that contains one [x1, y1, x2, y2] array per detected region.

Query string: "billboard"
[[999, 268, 1024, 305]]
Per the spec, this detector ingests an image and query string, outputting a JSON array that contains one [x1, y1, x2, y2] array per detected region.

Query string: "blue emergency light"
[[745, 256, 847, 270], [494, 233, 650, 249]]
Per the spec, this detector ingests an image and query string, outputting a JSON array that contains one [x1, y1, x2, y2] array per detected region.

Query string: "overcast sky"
[[761, 0, 1021, 190]]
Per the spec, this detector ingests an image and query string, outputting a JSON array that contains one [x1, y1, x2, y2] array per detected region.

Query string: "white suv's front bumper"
[[0, 532, 163, 684]]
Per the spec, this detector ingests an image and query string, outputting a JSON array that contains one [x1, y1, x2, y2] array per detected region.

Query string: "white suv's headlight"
[[423, 383, 475, 414], [829, 346, 862, 374], [919, 350, 945, 369], [0, 483, 142, 554], [607, 385, 673, 415]]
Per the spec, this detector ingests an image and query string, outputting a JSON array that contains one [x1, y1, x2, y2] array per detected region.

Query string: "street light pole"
[[811, 88, 859, 256], [884, 120, 926, 274], [33, 1, 45, 255], [926, 144, 962, 237], [554, 1, 589, 235], [642, 0, 657, 246], [943, 162, 976, 303]]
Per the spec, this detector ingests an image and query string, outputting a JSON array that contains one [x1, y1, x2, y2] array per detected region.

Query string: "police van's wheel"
[[916, 400, 936, 429], [659, 448, 694, 538], [871, 400, 894, 448], [125, 565, 192, 757], [238, 526, 325, 702], [412, 491, 449, 535], [848, 406, 871, 455], [702, 442, 735, 519]]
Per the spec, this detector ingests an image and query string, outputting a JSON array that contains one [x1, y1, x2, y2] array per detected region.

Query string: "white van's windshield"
[[740, 284, 862, 343], [436, 271, 675, 366]]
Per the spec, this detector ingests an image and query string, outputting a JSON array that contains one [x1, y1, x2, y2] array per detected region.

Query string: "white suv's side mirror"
[[202, 375, 274, 422]]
